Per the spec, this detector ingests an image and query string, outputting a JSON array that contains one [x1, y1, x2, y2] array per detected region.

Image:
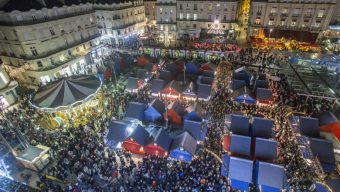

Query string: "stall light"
[[214, 20, 219, 24]]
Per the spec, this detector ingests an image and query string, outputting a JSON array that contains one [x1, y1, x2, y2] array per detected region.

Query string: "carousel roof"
[[31, 75, 101, 110]]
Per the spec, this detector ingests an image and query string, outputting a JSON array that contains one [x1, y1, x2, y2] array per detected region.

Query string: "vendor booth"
[[106, 120, 130, 149], [298, 117, 320, 138], [184, 103, 205, 122], [169, 132, 197, 162], [166, 101, 186, 125], [161, 80, 182, 100], [150, 79, 165, 96], [122, 125, 150, 155], [231, 114, 250, 136], [183, 119, 206, 141], [251, 117, 274, 139], [16, 145, 50, 172], [126, 77, 142, 93], [230, 134, 251, 157], [144, 98, 165, 122], [125, 102, 146, 121], [309, 138, 336, 173], [232, 80, 246, 91], [197, 84, 212, 101], [159, 70, 173, 82], [144, 128, 172, 157], [182, 82, 197, 100], [232, 86, 256, 104], [254, 138, 278, 160], [256, 88, 273, 104], [254, 161, 286, 192], [228, 157, 253, 192]]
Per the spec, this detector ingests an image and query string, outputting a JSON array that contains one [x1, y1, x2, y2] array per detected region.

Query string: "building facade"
[[0, 65, 18, 108], [0, 0, 101, 86], [156, 0, 177, 46], [94, 0, 146, 45], [144, 0, 157, 25], [248, 0, 337, 43], [176, 0, 239, 39]]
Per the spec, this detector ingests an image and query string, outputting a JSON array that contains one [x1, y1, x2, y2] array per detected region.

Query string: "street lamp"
[[269, 28, 273, 39]]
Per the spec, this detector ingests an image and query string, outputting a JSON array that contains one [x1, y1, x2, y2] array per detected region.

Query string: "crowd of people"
[[0, 45, 337, 192]]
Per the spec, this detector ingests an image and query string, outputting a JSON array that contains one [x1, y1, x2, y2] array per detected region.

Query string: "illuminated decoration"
[[30, 75, 101, 112], [207, 29, 225, 35], [0, 159, 11, 179]]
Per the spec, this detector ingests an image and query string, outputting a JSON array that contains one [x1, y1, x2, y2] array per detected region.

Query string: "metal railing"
[[155, 2, 176, 6], [0, 10, 94, 26], [111, 19, 145, 30], [19, 34, 100, 60]]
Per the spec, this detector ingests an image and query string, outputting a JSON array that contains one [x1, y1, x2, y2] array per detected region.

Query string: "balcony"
[[281, 13, 288, 17], [304, 14, 313, 18], [157, 21, 177, 24], [269, 13, 277, 17], [0, 10, 94, 26], [292, 14, 300, 17], [155, 2, 176, 6], [19, 33, 100, 60], [112, 19, 145, 30]]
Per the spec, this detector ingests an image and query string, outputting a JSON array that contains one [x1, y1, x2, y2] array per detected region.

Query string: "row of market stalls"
[[105, 100, 207, 162], [231, 67, 274, 105], [222, 114, 286, 192], [140, 47, 241, 61]]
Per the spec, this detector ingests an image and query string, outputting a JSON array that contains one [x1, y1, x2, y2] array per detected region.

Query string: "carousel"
[[29, 75, 102, 128]]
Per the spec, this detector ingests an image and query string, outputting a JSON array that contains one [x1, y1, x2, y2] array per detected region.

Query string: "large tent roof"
[[125, 102, 146, 121], [255, 161, 285, 190], [309, 138, 335, 171], [107, 121, 130, 143], [183, 119, 202, 140], [150, 79, 165, 95], [129, 125, 150, 146], [197, 84, 212, 99], [153, 128, 172, 151], [252, 117, 273, 138], [31, 75, 101, 111], [256, 88, 273, 101]]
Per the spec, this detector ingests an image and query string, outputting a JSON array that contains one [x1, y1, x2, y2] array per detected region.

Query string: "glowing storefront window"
[[0, 71, 9, 85]]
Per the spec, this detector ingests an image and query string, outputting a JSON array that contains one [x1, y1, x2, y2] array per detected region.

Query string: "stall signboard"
[[155, 49, 161, 57]]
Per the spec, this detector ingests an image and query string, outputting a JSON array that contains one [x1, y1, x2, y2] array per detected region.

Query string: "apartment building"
[[0, 0, 101, 86], [0, 65, 18, 108], [94, 0, 146, 45], [248, 0, 337, 43], [176, 0, 239, 39], [144, 0, 157, 25], [156, 0, 177, 46]]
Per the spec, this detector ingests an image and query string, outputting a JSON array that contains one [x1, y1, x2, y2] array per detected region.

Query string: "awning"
[[254, 138, 278, 160], [230, 134, 251, 157], [231, 114, 250, 136], [252, 117, 273, 138]]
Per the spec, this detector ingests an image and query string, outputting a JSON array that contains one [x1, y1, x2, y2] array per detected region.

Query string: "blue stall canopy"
[[183, 119, 203, 141], [299, 117, 320, 138], [197, 75, 214, 85], [184, 103, 205, 122], [233, 86, 256, 104], [125, 102, 146, 121], [255, 161, 286, 192], [232, 79, 246, 91], [254, 138, 278, 160], [182, 81, 197, 98], [170, 132, 197, 162], [255, 80, 269, 89], [230, 134, 251, 157], [185, 62, 200, 74], [128, 124, 150, 146], [313, 111, 339, 126], [252, 117, 273, 138], [315, 183, 328, 192], [221, 154, 230, 177], [228, 157, 253, 191], [233, 67, 254, 84], [144, 98, 165, 122], [231, 114, 250, 136], [126, 77, 139, 92], [150, 79, 165, 96], [298, 145, 313, 160], [197, 84, 212, 100], [152, 128, 172, 151], [106, 121, 131, 148], [296, 135, 309, 146], [256, 88, 273, 102], [159, 70, 173, 82], [309, 138, 335, 172], [325, 179, 340, 192], [165, 63, 179, 75]]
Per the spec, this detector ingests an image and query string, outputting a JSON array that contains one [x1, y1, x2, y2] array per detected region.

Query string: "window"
[[159, 8, 163, 14], [270, 8, 277, 14], [317, 9, 325, 18], [30, 47, 38, 56], [193, 24, 196, 28], [194, 4, 197, 10], [170, 9, 173, 14], [187, 13, 190, 20], [222, 25, 225, 28], [281, 20, 285, 26], [282, 8, 288, 14], [160, 25, 163, 30], [32, 15, 37, 21], [314, 22, 320, 27], [180, 4, 183, 10], [208, 14, 212, 20], [216, 15, 220, 20], [306, 8, 312, 15], [179, 13, 183, 19], [268, 20, 274, 26], [223, 15, 226, 21], [293, 8, 300, 15], [291, 21, 296, 26], [193, 14, 197, 20], [255, 17, 261, 25], [186, 3, 189, 9], [49, 27, 55, 35], [208, 3, 212, 11], [216, 3, 220, 11], [37, 61, 43, 68], [24, 32, 31, 41]]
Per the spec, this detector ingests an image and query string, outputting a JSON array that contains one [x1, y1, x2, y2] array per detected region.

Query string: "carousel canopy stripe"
[[31, 75, 101, 109]]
